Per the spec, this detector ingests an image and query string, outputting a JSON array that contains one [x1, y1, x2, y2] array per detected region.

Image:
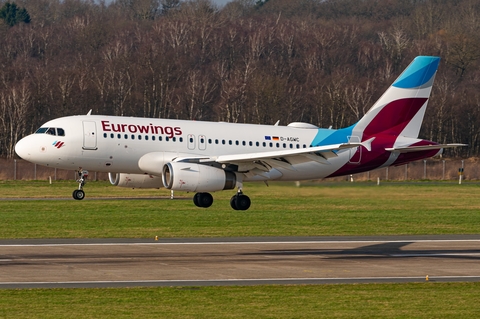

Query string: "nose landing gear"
[[73, 168, 88, 200]]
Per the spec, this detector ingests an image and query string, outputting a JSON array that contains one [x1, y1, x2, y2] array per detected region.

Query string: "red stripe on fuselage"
[[328, 134, 396, 177]]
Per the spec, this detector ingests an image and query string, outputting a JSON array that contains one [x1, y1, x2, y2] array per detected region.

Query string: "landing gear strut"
[[73, 168, 88, 200], [230, 190, 251, 211]]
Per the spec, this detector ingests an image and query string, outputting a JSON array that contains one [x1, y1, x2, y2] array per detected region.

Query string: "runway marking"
[[1, 239, 480, 247], [391, 253, 480, 257], [1, 276, 480, 286]]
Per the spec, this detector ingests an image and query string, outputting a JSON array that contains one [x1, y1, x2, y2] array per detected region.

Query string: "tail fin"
[[353, 56, 440, 140]]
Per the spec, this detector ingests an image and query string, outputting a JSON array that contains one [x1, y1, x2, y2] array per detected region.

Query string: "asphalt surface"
[[1, 235, 479, 289]]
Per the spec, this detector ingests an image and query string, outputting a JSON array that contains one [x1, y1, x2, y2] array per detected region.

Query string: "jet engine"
[[162, 162, 236, 192], [108, 172, 163, 188]]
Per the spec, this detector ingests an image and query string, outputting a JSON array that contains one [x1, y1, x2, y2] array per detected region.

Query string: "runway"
[[1, 235, 480, 289]]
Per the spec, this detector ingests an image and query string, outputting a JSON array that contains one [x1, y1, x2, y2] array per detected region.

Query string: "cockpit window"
[[35, 127, 48, 134], [34, 127, 66, 136], [46, 128, 56, 135]]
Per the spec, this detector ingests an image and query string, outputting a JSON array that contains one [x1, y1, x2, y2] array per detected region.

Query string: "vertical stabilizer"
[[353, 56, 440, 140]]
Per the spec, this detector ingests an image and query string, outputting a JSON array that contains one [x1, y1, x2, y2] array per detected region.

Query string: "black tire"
[[236, 194, 251, 211], [194, 192, 213, 208], [193, 193, 201, 207], [230, 195, 238, 210], [199, 192, 213, 208], [73, 189, 85, 200]]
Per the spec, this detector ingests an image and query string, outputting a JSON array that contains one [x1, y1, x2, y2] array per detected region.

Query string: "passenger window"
[[229, 140, 232, 145], [152, 136, 156, 141], [172, 137, 176, 142], [222, 140, 226, 145], [166, 137, 169, 141], [57, 128, 65, 136], [124, 134, 128, 139], [208, 139, 212, 144], [269, 142, 273, 147], [110, 133, 114, 138], [159, 136, 163, 141], [242, 141, 246, 146], [131, 135, 135, 139], [138, 135, 142, 140], [256, 142, 259, 147], [117, 134, 121, 139], [215, 139, 219, 144], [104, 133, 107, 138], [145, 136, 149, 141], [180, 137, 183, 142], [262, 142, 266, 147], [249, 141, 253, 146]]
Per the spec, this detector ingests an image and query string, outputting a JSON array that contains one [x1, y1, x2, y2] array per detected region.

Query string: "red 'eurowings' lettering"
[[101, 120, 182, 138], [137, 125, 149, 134], [128, 124, 138, 133], [101, 121, 111, 132]]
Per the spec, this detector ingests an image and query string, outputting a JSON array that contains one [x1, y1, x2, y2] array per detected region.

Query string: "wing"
[[173, 140, 372, 177]]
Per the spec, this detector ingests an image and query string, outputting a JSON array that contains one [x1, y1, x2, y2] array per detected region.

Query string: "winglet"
[[361, 137, 375, 152], [86, 109, 92, 116]]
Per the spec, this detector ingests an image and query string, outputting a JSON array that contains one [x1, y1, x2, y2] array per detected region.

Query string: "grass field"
[[0, 283, 479, 318], [0, 180, 479, 238], [1, 180, 479, 318]]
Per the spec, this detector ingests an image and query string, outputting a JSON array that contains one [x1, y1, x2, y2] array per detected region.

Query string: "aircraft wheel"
[[194, 192, 213, 208], [73, 189, 85, 200], [193, 193, 201, 207], [236, 194, 251, 211], [230, 195, 238, 210]]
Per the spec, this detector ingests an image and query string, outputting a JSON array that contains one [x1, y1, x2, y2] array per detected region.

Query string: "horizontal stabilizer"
[[385, 143, 467, 153]]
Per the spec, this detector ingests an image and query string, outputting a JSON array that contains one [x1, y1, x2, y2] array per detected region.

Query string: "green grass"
[[0, 180, 479, 238], [0, 283, 479, 318]]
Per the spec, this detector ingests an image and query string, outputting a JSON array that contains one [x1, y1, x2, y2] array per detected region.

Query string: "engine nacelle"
[[108, 172, 163, 188], [162, 162, 236, 192]]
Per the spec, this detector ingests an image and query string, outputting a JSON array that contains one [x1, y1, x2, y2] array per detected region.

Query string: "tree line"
[[0, 0, 479, 158]]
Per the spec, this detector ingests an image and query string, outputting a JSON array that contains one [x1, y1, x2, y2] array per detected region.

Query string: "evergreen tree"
[[0, 2, 31, 27]]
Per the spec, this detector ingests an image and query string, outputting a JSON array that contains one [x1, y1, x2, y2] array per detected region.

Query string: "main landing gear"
[[230, 190, 251, 211], [193, 192, 214, 208], [73, 168, 88, 200], [192, 189, 251, 211]]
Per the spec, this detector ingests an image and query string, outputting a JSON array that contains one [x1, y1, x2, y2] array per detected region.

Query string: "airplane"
[[15, 56, 465, 210]]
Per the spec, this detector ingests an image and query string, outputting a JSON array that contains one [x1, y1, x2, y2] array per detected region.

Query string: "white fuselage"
[[15, 115, 353, 182]]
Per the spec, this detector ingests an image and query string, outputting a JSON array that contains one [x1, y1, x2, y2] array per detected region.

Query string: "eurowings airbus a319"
[[15, 56, 465, 210]]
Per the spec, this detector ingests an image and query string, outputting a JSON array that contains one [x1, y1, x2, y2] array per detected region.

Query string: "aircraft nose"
[[15, 137, 31, 160]]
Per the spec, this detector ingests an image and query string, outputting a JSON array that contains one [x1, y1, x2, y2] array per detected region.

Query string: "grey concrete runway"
[[0, 235, 479, 289]]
